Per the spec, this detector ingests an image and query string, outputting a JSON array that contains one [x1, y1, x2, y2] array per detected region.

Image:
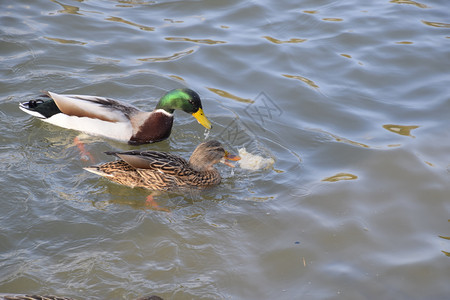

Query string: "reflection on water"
[[138, 47, 196, 62], [390, 0, 429, 9], [44, 37, 86, 45], [105, 16, 155, 31], [262, 36, 307, 44], [322, 172, 358, 182], [439, 220, 450, 257], [383, 124, 419, 137], [50, 0, 82, 15], [421, 20, 450, 28], [165, 37, 226, 45], [168, 74, 185, 82], [313, 129, 370, 149], [322, 18, 344, 22], [207, 87, 253, 104], [117, 0, 156, 7], [163, 18, 184, 24], [282, 74, 319, 89]]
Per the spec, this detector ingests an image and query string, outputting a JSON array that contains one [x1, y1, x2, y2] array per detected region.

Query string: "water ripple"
[[421, 20, 450, 28], [44, 36, 87, 45], [105, 16, 155, 31], [137, 47, 197, 62], [322, 172, 358, 182], [383, 124, 419, 137], [1, 0, 450, 298], [207, 87, 253, 104], [282, 74, 320, 89], [390, 0, 429, 9], [165, 37, 226, 45], [50, 0, 82, 15], [262, 36, 307, 44]]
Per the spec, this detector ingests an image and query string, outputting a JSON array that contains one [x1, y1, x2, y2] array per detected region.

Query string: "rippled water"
[[1, 0, 449, 299]]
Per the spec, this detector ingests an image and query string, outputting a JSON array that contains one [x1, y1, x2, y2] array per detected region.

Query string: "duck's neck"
[[189, 168, 221, 186]]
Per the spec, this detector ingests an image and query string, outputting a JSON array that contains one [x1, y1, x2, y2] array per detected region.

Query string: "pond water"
[[1, 0, 449, 299]]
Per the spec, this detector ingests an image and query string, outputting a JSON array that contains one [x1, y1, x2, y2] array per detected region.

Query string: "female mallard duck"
[[19, 88, 211, 145], [84, 140, 240, 191]]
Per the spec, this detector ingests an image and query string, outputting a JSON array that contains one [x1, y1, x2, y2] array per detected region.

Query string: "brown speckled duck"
[[19, 88, 211, 145], [84, 140, 240, 191]]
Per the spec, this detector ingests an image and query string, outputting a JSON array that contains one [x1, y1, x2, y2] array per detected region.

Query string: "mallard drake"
[[84, 140, 240, 191], [19, 88, 211, 145]]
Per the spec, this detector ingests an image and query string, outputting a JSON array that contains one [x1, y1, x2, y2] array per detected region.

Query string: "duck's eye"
[[29, 100, 37, 108], [28, 99, 44, 108]]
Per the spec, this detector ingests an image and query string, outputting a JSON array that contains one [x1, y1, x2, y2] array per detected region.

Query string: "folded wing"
[[107, 150, 191, 177], [47, 91, 139, 123]]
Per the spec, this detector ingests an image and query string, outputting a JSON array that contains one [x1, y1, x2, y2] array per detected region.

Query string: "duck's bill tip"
[[192, 108, 212, 129], [221, 152, 241, 168], [224, 152, 241, 161]]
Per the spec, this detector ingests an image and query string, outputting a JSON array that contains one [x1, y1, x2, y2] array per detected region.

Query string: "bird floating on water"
[[19, 88, 211, 145], [84, 140, 240, 191]]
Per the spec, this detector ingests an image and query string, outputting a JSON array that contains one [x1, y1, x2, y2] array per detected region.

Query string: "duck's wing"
[[106, 150, 191, 177], [47, 91, 140, 122]]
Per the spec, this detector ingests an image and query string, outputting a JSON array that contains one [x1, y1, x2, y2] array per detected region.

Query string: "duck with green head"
[[19, 88, 212, 145]]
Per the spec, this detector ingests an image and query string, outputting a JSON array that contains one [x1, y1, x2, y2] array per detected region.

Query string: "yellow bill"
[[192, 108, 212, 129]]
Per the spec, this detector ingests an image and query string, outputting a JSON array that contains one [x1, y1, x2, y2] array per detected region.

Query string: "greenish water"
[[1, 0, 449, 299]]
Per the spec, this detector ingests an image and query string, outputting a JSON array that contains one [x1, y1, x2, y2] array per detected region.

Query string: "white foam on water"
[[237, 148, 274, 170]]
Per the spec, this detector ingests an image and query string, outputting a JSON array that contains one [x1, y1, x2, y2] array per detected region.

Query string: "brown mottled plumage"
[[84, 140, 240, 191]]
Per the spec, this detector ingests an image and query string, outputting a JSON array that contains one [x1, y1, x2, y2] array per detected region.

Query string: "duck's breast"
[[129, 109, 174, 144]]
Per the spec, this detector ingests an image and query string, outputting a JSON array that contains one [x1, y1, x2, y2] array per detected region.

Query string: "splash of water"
[[204, 128, 210, 139]]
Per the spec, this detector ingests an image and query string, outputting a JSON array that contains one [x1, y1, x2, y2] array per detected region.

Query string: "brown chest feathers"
[[129, 111, 173, 145]]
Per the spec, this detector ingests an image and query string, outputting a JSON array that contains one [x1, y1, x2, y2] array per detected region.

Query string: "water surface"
[[1, 0, 449, 299]]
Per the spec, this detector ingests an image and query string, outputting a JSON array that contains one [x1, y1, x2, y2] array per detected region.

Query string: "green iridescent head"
[[156, 88, 212, 129]]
